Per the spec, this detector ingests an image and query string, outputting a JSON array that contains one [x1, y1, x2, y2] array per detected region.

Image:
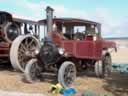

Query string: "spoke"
[[19, 44, 26, 54], [18, 54, 24, 60], [63, 64, 75, 86], [21, 63, 25, 68], [19, 48, 25, 54], [19, 58, 24, 65], [25, 38, 29, 46], [18, 52, 27, 65], [29, 46, 36, 52], [27, 39, 35, 48], [21, 59, 28, 69], [18, 54, 25, 59], [18, 51, 25, 57], [18, 54, 23, 60], [30, 64, 37, 80], [69, 65, 73, 72], [20, 43, 27, 51]]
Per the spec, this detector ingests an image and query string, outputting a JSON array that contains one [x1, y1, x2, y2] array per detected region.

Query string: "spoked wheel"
[[24, 59, 41, 83], [95, 55, 112, 78], [10, 34, 40, 72], [58, 61, 76, 88]]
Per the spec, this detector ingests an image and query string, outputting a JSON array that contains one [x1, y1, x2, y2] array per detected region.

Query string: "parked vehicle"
[[0, 11, 41, 72], [24, 7, 116, 88]]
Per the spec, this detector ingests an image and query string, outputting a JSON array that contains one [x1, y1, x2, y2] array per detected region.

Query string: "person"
[[52, 23, 57, 32]]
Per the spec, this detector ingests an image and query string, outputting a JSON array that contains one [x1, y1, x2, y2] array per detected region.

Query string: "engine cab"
[[39, 17, 103, 60]]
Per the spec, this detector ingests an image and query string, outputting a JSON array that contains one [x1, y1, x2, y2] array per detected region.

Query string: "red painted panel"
[[62, 41, 75, 55], [0, 54, 9, 57], [0, 42, 10, 58], [62, 39, 103, 60], [0, 42, 10, 48], [61, 38, 115, 60], [62, 40, 97, 59], [75, 41, 94, 58], [0, 47, 9, 50], [94, 40, 102, 59]]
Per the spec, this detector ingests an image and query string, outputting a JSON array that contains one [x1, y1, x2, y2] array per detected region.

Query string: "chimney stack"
[[46, 6, 54, 33]]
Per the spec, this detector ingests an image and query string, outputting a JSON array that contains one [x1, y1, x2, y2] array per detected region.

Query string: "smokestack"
[[46, 6, 54, 33]]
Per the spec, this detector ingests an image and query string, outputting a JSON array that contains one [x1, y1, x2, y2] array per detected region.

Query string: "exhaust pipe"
[[46, 6, 54, 33]]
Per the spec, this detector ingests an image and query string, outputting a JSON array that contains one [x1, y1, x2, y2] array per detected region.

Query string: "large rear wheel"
[[58, 61, 76, 88], [10, 34, 40, 72]]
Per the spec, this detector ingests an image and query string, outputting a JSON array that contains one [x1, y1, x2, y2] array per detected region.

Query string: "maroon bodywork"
[[40, 18, 116, 61], [62, 39, 116, 59], [50, 31, 116, 60]]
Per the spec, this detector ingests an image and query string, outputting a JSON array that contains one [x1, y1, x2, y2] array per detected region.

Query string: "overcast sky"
[[0, 0, 128, 37]]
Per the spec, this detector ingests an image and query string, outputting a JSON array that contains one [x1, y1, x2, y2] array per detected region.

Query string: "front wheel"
[[24, 59, 41, 83], [58, 61, 76, 88]]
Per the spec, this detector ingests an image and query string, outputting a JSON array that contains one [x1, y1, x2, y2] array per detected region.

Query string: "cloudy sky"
[[0, 0, 128, 37]]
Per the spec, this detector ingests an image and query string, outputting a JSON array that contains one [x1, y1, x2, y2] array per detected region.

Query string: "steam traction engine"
[[0, 11, 40, 72], [24, 7, 116, 88]]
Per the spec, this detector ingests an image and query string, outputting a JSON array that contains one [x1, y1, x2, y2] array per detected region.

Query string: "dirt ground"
[[0, 48, 127, 96], [111, 48, 128, 64]]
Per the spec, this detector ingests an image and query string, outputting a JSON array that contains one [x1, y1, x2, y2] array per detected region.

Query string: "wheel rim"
[[95, 61, 103, 77], [63, 64, 76, 87], [18, 37, 38, 69], [10, 35, 40, 72], [29, 62, 40, 81], [24, 59, 41, 83]]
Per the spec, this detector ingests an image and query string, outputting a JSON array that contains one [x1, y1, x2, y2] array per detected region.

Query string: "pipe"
[[46, 6, 54, 33]]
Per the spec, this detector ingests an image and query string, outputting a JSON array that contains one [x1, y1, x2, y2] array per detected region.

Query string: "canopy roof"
[[0, 11, 12, 21], [13, 18, 39, 25], [0, 11, 39, 25], [38, 18, 100, 26], [0, 11, 11, 16]]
